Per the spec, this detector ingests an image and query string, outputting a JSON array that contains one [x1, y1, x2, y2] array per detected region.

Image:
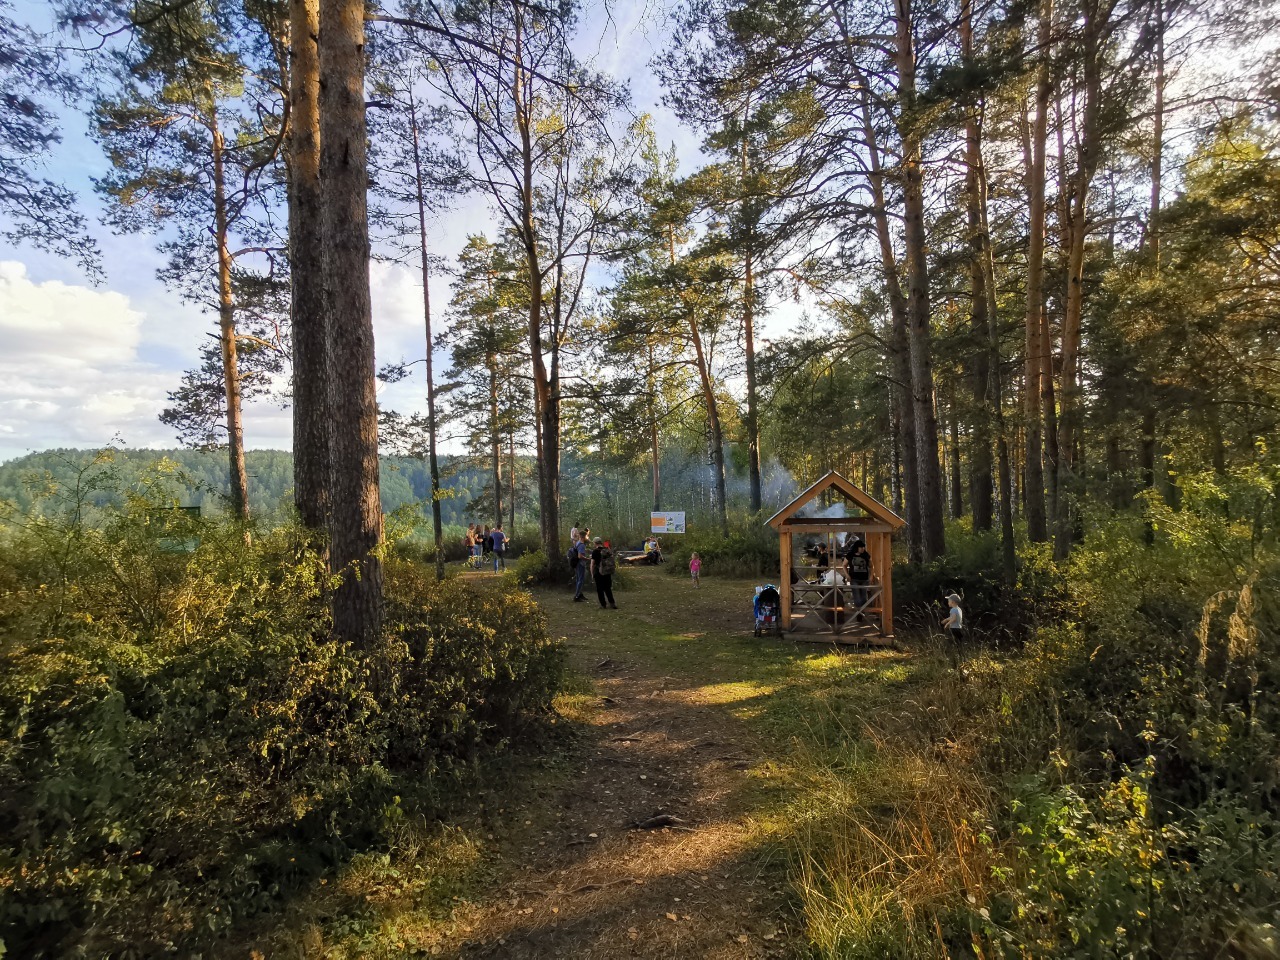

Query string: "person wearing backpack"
[[590, 536, 617, 609]]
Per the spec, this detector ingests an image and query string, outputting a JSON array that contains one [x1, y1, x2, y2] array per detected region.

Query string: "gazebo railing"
[[789, 577, 884, 635]]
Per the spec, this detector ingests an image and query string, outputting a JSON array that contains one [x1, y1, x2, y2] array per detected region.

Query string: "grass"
[[236, 564, 992, 959]]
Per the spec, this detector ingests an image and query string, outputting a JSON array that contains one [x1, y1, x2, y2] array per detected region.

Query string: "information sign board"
[[650, 512, 686, 534]]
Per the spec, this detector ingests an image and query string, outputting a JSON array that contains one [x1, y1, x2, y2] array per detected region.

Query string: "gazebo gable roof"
[[765, 470, 906, 531]]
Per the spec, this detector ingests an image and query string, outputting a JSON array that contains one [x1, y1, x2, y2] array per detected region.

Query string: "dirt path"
[[429, 567, 801, 959]]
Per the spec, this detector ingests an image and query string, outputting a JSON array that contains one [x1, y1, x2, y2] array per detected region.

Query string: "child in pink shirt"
[[689, 552, 702, 588]]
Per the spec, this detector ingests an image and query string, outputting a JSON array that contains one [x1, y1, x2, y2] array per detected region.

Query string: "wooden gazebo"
[[765, 471, 905, 642]]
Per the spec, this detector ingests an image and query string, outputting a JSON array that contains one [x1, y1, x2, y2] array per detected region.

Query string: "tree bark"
[[894, 0, 946, 561], [1022, 0, 1052, 542], [289, 0, 329, 540], [962, 0, 993, 532], [976, 151, 1017, 583], [488, 351, 504, 529], [1143, 0, 1164, 266], [320, 0, 382, 648], [740, 103, 762, 514], [690, 310, 729, 536], [647, 338, 661, 512], [210, 110, 250, 526], [1055, 1, 1104, 560], [743, 246, 762, 513], [948, 395, 963, 520], [508, 431, 517, 531]]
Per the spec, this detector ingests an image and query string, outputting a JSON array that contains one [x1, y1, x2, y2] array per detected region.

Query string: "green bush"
[[663, 525, 780, 580], [508, 548, 551, 585], [954, 483, 1280, 957], [892, 521, 1068, 642], [0, 456, 562, 957]]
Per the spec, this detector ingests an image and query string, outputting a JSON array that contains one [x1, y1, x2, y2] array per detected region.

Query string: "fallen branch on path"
[[631, 814, 688, 830]]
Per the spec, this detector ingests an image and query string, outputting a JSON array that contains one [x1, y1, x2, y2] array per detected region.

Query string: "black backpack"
[[567, 544, 578, 568], [598, 547, 616, 576]]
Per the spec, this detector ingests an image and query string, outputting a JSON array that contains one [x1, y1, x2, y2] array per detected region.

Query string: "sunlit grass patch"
[[683, 679, 776, 705]]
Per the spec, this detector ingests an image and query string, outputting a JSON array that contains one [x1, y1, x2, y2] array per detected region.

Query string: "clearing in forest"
[[260, 565, 933, 959]]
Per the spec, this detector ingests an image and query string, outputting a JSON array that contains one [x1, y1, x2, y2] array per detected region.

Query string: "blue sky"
[[0, 0, 706, 463]]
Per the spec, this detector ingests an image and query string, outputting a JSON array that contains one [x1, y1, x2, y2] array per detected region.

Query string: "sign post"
[[650, 511, 686, 534]]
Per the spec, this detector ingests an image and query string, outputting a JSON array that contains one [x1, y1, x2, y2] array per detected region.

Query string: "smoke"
[[760, 459, 797, 506], [795, 501, 847, 519]]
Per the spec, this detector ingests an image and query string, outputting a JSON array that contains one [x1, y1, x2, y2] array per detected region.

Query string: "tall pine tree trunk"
[[1022, 0, 1052, 542], [744, 248, 762, 513], [320, 0, 382, 648], [895, 0, 946, 561], [962, 0, 993, 532], [1055, 5, 1103, 560], [288, 0, 329, 539], [512, 9, 561, 570], [740, 104, 762, 514], [648, 339, 661, 512], [488, 355, 503, 528], [211, 112, 250, 525], [976, 151, 1017, 583], [690, 311, 729, 537], [408, 88, 445, 580]]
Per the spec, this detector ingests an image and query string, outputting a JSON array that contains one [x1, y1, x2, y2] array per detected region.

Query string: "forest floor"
[[251, 564, 938, 960]]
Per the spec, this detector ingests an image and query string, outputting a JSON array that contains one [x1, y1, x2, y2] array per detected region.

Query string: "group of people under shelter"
[[803, 535, 873, 593]]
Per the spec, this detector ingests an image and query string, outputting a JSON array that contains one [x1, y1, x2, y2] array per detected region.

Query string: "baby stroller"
[[753, 585, 782, 637]]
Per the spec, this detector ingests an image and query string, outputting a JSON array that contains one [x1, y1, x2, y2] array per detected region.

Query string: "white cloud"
[[0, 261, 181, 460]]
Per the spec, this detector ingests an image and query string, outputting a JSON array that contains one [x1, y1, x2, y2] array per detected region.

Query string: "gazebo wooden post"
[[879, 533, 894, 637], [780, 529, 793, 629]]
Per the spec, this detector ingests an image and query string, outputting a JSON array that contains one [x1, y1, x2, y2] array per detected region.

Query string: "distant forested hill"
[[0, 448, 505, 528]]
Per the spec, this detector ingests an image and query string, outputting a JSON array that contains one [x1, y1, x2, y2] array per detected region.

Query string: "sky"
[[0, 0, 707, 463]]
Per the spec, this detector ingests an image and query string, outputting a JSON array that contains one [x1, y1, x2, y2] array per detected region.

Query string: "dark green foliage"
[[952, 479, 1280, 956], [0, 456, 562, 956], [662, 523, 779, 580], [891, 522, 1068, 641]]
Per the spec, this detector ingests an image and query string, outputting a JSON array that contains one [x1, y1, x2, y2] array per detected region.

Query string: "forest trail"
[[256, 564, 920, 959], [433, 565, 801, 959]]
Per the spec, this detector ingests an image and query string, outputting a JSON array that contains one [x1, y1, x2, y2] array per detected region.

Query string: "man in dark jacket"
[[590, 536, 617, 609], [845, 540, 871, 620]]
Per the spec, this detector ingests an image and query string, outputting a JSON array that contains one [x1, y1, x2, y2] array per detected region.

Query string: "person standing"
[[572, 528, 591, 601], [942, 593, 964, 662], [689, 552, 702, 588], [845, 540, 871, 620], [570, 521, 581, 545], [591, 536, 617, 609], [490, 522, 507, 572]]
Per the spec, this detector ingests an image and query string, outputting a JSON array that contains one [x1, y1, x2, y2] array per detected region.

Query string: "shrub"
[[663, 525, 780, 580], [508, 548, 551, 585], [892, 521, 1068, 642], [0, 456, 562, 956]]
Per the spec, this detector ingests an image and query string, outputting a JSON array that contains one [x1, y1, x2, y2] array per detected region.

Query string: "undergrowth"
[[0, 452, 563, 957], [788, 468, 1280, 959]]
